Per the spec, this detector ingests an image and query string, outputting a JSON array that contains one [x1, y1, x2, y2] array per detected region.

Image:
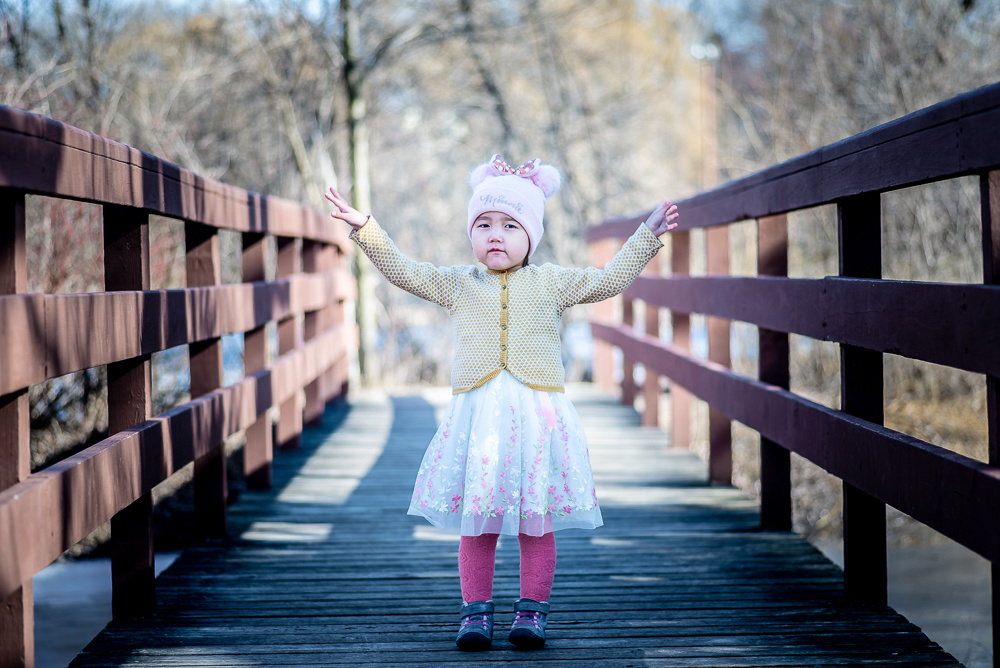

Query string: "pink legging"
[[459, 533, 556, 603]]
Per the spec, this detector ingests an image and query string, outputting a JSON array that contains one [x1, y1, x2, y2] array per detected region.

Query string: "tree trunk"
[[341, 0, 378, 385]]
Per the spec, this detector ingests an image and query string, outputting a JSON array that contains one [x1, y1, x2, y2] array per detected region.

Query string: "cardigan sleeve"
[[552, 223, 664, 308], [350, 217, 459, 308]]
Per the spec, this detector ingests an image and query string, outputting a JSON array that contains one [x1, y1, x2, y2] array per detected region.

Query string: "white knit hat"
[[467, 154, 561, 257]]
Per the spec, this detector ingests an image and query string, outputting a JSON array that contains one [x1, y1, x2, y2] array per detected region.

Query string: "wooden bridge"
[[1, 82, 999, 667]]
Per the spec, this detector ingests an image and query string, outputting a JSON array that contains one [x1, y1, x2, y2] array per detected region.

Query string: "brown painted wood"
[[590, 322, 1000, 564], [0, 107, 356, 667], [0, 390, 28, 492], [621, 295, 637, 405], [321, 244, 347, 406], [0, 189, 32, 667], [642, 254, 660, 428], [0, 189, 27, 294], [981, 170, 1000, 668], [0, 580, 32, 668], [838, 193, 887, 608], [757, 214, 791, 531], [276, 236, 303, 450], [103, 205, 156, 621], [706, 226, 732, 484], [586, 84, 1000, 648], [625, 275, 1000, 378], [0, 271, 352, 396], [110, 493, 154, 620], [0, 191, 29, 488], [587, 82, 1000, 239], [242, 232, 273, 490], [0, 107, 353, 249], [302, 240, 325, 427], [0, 295, 45, 395], [670, 231, 692, 450], [186, 221, 227, 540]]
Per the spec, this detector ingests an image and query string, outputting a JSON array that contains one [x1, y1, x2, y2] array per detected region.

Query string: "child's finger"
[[325, 186, 348, 206]]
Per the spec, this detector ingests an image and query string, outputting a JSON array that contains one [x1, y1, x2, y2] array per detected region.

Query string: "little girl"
[[326, 155, 678, 650]]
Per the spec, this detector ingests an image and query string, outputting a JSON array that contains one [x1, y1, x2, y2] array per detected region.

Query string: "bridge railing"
[[587, 82, 1000, 637], [0, 106, 356, 667]]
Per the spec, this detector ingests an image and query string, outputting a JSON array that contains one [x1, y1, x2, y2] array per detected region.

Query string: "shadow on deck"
[[70, 385, 959, 667]]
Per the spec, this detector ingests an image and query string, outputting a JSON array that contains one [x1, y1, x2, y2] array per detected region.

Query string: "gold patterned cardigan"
[[350, 218, 663, 394]]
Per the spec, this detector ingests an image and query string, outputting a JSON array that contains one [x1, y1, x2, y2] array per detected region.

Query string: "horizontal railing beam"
[[590, 321, 1000, 563], [587, 82, 1000, 240], [0, 269, 355, 395], [0, 106, 352, 246], [624, 275, 1000, 376]]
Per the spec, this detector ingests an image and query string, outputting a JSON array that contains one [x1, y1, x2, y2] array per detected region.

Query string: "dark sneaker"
[[508, 598, 549, 648], [456, 600, 494, 650]]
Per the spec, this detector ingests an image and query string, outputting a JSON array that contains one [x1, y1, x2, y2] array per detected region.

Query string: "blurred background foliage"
[[2, 0, 998, 549]]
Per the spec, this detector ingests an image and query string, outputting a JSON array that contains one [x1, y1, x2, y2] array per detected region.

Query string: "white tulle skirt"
[[407, 372, 603, 536]]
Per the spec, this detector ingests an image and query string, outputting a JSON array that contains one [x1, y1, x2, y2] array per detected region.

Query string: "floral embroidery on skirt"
[[407, 372, 603, 536]]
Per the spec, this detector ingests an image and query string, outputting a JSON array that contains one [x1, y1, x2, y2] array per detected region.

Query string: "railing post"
[[621, 293, 637, 406], [276, 236, 303, 449], [670, 231, 692, 449], [104, 204, 156, 619], [757, 214, 792, 530], [303, 240, 326, 426], [641, 254, 660, 427], [980, 170, 1000, 666], [589, 237, 618, 389], [838, 193, 886, 607], [327, 244, 349, 402], [186, 221, 227, 538], [0, 189, 33, 668], [706, 225, 732, 483], [242, 231, 273, 489]]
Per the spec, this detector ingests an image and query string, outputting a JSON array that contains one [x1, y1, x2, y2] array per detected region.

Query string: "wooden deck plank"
[[70, 386, 959, 667]]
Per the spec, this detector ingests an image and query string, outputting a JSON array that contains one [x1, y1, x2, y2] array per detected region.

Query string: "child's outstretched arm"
[[325, 185, 459, 308], [554, 200, 679, 307], [325, 187, 369, 230], [644, 200, 680, 237]]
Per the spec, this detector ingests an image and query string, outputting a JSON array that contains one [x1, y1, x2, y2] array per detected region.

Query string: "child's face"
[[471, 211, 530, 271]]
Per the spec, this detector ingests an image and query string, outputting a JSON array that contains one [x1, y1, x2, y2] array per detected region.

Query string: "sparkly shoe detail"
[[508, 598, 549, 648], [456, 600, 494, 651]]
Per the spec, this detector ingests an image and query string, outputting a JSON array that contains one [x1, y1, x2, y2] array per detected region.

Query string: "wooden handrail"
[[0, 271, 355, 395], [588, 81, 1000, 239], [586, 83, 1000, 651], [0, 105, 356, 668], [0, 106, 346, 243]]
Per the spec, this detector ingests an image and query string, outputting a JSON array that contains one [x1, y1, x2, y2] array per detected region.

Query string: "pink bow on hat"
[[491, 154, 540, 176]]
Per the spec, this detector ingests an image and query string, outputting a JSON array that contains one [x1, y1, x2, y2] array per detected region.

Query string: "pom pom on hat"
[[467, 154, 561, 257], [528, 164, 561, 198]]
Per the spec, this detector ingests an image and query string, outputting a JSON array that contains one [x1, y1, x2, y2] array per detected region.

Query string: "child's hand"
[[325, 187, 369, 230], [644, 200, 680, 237]]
